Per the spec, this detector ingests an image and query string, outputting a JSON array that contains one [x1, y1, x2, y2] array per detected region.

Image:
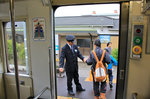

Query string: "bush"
[[7, 40, 14, 60], [7, 40, 25, 65], [17, 43, 25, 60], [111, 48, 118, 61]]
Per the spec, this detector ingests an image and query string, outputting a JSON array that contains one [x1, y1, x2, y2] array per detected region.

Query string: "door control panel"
[[132, 25, 144, 59]]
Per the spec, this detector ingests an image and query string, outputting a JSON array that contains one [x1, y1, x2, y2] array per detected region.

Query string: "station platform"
[[57, 77, 116, 99], [56, 62, 117, 99]]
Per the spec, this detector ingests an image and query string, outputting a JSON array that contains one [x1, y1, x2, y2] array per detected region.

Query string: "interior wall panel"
[[126, 1, 150, 99], [0, 73, 5, 99], [4, 74, 33, 99]]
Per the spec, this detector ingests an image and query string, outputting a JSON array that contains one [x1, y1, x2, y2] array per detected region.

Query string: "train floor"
[[56, 62, 117, 99]]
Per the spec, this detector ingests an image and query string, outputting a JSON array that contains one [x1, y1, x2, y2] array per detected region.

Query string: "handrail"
[[9, 0, 20, 99], [34, 87, 49, 99], [132, 93, 137, 99]]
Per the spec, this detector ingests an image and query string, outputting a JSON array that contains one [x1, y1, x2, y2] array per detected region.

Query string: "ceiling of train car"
[[0, 0, 7, 3], [51, 0, 131, 6], [0, 0, 140, 5], [0, 0, 25, 3]]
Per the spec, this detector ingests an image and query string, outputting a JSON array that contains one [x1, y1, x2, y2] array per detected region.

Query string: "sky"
[[55, 4, 120, 17]]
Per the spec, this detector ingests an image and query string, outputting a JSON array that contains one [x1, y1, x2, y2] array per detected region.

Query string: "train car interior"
[[0, 0, 150, 99]]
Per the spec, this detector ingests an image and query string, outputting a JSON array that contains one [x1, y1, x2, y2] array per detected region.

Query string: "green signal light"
[[134, 37, 142, 45]]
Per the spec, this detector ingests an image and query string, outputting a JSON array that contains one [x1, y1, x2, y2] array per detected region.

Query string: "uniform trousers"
[[66, 70, 82, 91]]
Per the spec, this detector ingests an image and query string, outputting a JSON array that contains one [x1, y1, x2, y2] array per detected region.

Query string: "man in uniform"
[[59, 35, 86, 95]]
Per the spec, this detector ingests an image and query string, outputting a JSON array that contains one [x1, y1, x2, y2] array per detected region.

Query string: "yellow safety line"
[[57, 96, 79, 99], [85, 77, 116, 83], [57, 96, 72, 99], [85, 77, 91, 81], [56, 58, 59, 62]]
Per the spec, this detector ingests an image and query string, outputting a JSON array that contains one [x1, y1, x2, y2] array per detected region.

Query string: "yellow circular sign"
[[132, 46, 142, 54]]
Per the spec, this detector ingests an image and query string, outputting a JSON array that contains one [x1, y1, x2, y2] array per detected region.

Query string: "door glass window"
[[4, 21, 28, 74]]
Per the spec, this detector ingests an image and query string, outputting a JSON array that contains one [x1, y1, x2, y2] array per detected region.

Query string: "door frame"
[[50, 2, 130, 99], [116, 2, 129, 99]]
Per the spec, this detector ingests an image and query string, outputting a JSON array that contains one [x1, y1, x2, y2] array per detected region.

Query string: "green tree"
[[7, 40, 13, 60], [7, 40, 25, 65], [111, 48, 118, 61], [19, 43, 25, 65]]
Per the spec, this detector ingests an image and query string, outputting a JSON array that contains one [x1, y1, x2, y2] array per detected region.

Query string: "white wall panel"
[[4, 74, 33, 99], [26, 0, 51, 98], [126, 1, 150, 99]]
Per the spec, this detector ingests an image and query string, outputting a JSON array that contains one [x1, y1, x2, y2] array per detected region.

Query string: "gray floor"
[[56, 62, 117, 99]]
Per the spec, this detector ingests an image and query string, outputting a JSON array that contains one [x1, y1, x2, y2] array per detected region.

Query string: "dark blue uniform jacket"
[[59, 44, 84, 72]]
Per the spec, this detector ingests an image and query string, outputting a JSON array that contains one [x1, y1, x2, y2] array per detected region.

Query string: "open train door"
[[50, 1, 130, 99], [0, 0, 129, 99]]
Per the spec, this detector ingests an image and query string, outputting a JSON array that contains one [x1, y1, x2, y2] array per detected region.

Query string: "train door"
[[53, 2, 129, 99], [0, 20, 33, 99], [0, 0, 56, 98], [0, 21, 5, 99]]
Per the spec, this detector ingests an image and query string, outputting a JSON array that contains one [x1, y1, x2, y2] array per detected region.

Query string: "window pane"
[[77, 39, 90, 48], [4, 21, 28, 74]]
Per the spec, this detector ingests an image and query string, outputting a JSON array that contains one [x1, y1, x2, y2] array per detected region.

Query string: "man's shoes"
[[109, 83, 113, 90], [68, 90, 75, 95], [76, 88, 86, 92]]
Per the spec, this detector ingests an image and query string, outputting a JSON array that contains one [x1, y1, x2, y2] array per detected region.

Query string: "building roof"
[[109, 19, 119, 30], [55, 15, 114, 26], [55, 15, 119, 34]]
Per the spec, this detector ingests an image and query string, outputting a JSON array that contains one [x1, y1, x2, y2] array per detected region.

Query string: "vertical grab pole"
[[9, 0, 20, 99], [48, 48, 52, 99]]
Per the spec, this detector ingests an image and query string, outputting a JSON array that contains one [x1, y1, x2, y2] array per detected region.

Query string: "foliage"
[[111, 48, 118, 61], [7, 40, 14, 60], [7, 40, 25, 65], [17, 43, 25, 60]]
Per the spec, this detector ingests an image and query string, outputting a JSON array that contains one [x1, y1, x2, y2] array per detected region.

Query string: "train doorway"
[[0, 1, 129, 99], [54, 2, 129, 99]]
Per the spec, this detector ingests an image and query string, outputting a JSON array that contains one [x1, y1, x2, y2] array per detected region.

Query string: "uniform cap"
[[66, 35, 75, 42]]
